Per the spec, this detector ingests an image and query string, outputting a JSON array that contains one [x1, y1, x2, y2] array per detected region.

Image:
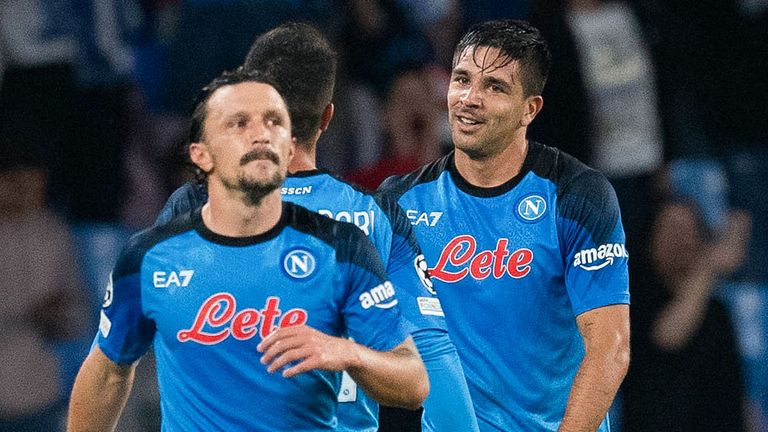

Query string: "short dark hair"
[[453, 19, 551, 97], [188, 68, 281, 144], [243, 22, 337, 147]]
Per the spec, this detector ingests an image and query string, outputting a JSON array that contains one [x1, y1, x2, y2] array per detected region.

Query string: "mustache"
[[240, 148, 280, 166]]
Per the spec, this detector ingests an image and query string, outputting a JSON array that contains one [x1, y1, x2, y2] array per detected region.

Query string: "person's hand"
[[257, 325, 357, 377], [710, 209, 752, 275]]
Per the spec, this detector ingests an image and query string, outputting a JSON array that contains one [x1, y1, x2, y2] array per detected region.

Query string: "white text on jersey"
[[359, 281, 398, 309], [153, 270, 194, 288], [406, 210, 443, 227], [281, 186, 313, 195], [573, 243, 629, 271], [317, 209, 375, 236]]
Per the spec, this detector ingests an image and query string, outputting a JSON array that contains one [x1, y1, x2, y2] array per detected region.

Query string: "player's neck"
[[288, 142, 317, 173], [202, 185, 283, 237], [454, 138, 528, 188]]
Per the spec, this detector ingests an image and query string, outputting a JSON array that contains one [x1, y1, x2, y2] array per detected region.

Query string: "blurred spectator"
[[324, 0, 433, 172], [460, 0, 530, 25], [0, 0, 77, 178], [50, 0, 142, 223], [0, 164, 89, 432], [163, 0, 332, 115], [530, 0, 664, 247], [622, 165, 752, 432], [344, 67, 448, 190]]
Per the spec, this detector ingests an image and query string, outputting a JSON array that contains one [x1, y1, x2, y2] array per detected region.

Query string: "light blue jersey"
[[96, 203, 410, 431], [380, 142, 630, 431], [156, 170, 479, 431]]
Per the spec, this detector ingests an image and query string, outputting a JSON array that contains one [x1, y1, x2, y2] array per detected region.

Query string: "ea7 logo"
[[153, 270, 194, 288], [406, 210, 443, 227], [573, 243, 629, 271], [359, 281, 398, 309]]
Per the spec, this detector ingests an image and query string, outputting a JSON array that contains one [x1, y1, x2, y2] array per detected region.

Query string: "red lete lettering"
[[177, 293, 308, 344], [429, 235, 533, 283]]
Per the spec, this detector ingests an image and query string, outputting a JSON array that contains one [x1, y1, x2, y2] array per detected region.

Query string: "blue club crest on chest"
[[281, 248, 317, 280], [515, 194, 548, 223]]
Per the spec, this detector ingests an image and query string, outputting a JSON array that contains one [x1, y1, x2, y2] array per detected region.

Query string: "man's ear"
[[287, 137, 297, 162], [319, 102, 335, 132], [520, 95, 544, 127], [189, 142, 213, 174]]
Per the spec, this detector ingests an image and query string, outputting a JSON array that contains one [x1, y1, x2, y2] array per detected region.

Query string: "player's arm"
[[558, 304, 630, 432], [67, 346, 137, 432], [557, 170, 631, 431], [258, 328, 428, 410], [412, 329, 479, 431], [374, 192, 479, 430]]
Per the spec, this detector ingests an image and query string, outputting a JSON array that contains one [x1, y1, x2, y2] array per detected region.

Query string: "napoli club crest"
[[516, 194, 547, 223], [282, 248, 316, 279]]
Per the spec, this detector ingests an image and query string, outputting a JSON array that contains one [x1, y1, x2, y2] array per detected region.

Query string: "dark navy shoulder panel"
[[372, 191, 421, 252], [285, 203, 387, 278], [155, 181, 208, 226], [528, 142, 621, 245], [114, 212, 197, 280], [309, 169, 421, 255], [378, 154, 452, 200]]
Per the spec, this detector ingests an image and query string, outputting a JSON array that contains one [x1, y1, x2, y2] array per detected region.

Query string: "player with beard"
[[67, 69, 428, 431], [156, 23, 478, 432], [380, 20, 630, 431]]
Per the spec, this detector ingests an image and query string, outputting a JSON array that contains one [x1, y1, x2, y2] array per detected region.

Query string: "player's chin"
[[452, 134, 482, 153]]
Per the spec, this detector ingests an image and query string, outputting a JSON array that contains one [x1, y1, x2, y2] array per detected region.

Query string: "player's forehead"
[[206, 81, 289, 120], [453, 45, 520, 83]]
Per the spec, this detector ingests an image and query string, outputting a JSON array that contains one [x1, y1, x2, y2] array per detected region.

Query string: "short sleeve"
[[95, 251, 155, 364], [557, 170, 630, 316], [338, 229, 410, 352], [374, 193, 446, 333]]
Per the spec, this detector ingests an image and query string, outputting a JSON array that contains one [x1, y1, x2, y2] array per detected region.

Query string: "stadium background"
[[0, 0, 766, 430]]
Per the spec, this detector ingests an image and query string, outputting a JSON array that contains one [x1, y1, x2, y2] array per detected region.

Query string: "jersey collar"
[[448, 142, 541, 198], [193, 202, 290, 246]]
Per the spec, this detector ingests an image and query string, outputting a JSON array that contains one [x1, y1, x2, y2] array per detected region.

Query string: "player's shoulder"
[[114, 212, 198, 279], [286, 202, 373, 248], [168, 181, 206, 202], [527, 141, 616, 205], [290, 169, 380, 204], [378, 154, 453, 200], [285, 202, 384, 272], [156, 181, 208, 225]]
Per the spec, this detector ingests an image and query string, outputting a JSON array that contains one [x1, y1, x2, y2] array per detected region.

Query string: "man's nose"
[[248, 122, 270, 145], [460, 84, 482, 107]]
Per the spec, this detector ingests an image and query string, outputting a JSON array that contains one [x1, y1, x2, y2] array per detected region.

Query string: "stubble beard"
[[223, 171, 284, 207]]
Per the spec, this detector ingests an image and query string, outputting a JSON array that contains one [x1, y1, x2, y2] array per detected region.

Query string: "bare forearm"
[[347, 338, 429, 410], [560, 305, 630, 432], [68, 347, 136, 432], [558, 348, 628, 431]]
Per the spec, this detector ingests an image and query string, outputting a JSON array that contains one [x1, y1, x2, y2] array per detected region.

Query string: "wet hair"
[[243, 22, 337, 146], [453, 19, 551, 97]]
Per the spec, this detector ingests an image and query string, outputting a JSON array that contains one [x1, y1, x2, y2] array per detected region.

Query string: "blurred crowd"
[[0, 0, 766, 431]]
